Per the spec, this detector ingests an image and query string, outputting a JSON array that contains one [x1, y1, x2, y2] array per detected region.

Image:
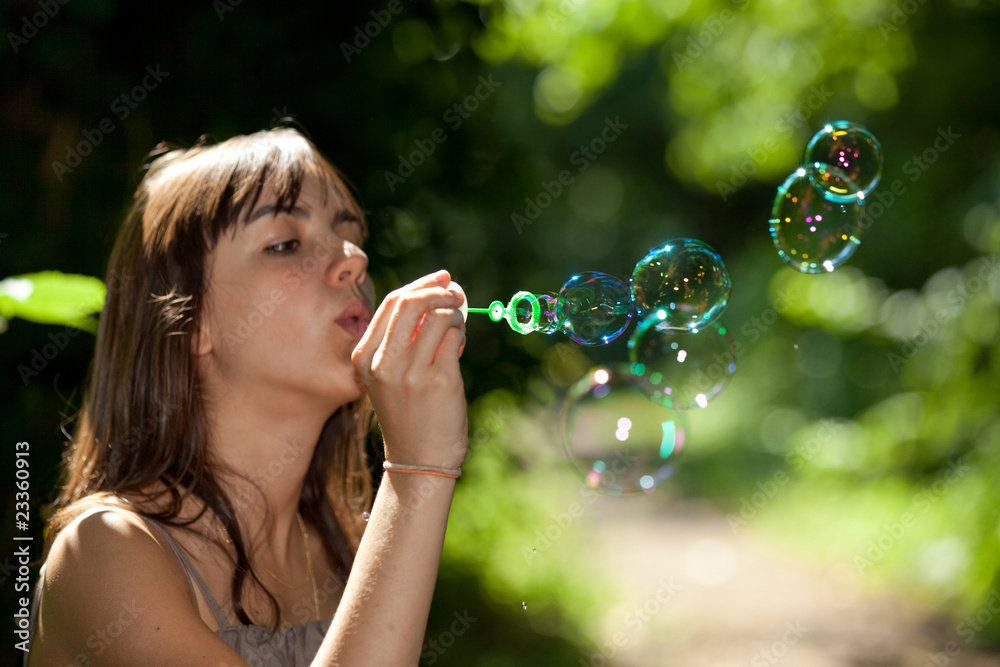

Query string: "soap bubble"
[[561, 364, 687, 495], [631, 239, 732, 332], [557, 272, 633, 345], [628, 318, 736, 409], [537, 292, 561, 334], [769, 168, 863, 273], [805, 121, 883, 202]]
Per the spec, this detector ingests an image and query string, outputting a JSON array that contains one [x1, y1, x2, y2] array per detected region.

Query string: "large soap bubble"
[[769, 168, 863, 273], [556, 272, 633, 345], [630, 239, 731, 332], [805, 121, 883, 203], [628, 317, 736, 409], [561, 364, 688, 495]]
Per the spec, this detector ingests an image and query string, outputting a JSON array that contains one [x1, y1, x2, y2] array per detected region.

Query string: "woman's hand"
[[352, 269, 468, 469]]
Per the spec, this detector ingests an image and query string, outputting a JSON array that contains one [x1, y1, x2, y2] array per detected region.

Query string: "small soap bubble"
[[362, 511, 370, 522], [769, 168, 863, 273], [512, 292, 561, 334], [561, 364, 687, 495], [805, 121, 883, 202], [557, 272, 633, 345], [628, 319, 736, 410], [631, 239, 732, 331], [537, 292, 561, 334]]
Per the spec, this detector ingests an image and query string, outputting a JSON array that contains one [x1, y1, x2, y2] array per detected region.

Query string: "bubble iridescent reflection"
[[805, 121, 883, 203], [630, 239, 732, 331], [628, 318, 736, 409], [536, 292, 560, 334], [769, 168, 863, 273], [561, 364, 687, 495], [557, 272, 633, 345]]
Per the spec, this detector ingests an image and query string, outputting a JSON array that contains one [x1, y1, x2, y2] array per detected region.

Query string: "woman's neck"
[[202, 389, 333, 563]]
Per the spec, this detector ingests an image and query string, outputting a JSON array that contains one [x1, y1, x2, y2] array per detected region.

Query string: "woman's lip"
[[337, 298, 372, 321], [336, 314, 371, 338]]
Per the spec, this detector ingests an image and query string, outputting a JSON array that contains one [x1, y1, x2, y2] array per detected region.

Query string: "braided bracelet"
[[382, 461, 462, 479]]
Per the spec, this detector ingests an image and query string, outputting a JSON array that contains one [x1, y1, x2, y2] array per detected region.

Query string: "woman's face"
[[196, 175, 372, 412]]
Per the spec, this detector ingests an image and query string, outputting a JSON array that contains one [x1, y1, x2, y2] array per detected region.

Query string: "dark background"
[[3, 0, 1000, 664]]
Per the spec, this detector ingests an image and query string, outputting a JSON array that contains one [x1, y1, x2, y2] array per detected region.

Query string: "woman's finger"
[[435, 322, 466, 367], [353, 270, 451, 377], [408, 306, 465, 367], [375, 288, 460, 368]]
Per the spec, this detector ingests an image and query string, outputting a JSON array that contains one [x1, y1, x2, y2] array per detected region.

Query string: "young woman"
[[25, 126, 469, 666]]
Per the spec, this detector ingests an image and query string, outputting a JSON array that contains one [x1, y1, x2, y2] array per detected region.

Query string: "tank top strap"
[[132, 513, 234, 630]]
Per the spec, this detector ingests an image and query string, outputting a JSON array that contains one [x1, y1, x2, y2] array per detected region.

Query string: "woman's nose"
[[329, 242, 369, 287]]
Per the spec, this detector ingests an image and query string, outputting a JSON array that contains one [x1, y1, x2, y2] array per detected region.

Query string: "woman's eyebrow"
[[333, 209, 362, 226], [247, 203, 310, 224]]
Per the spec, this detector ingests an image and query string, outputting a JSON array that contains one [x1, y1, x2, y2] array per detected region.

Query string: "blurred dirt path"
[[580, 499, 1000, 667]]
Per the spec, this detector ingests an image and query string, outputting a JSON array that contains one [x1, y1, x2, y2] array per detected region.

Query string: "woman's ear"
[[192, 317, 213, 357]]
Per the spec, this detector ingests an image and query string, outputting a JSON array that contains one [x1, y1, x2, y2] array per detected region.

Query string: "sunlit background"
[[3, 0, 1000, 664]]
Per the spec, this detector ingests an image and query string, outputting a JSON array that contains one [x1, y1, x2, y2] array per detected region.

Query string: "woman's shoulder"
[[30, 495, 238, 665], [42, 495, 195, 619]]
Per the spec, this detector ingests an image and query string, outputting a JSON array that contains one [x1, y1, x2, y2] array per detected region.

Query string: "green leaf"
[[0, 271, 105, 335]]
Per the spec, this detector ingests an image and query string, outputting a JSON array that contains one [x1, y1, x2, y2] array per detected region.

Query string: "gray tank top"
[[25, 509, 332, 667]]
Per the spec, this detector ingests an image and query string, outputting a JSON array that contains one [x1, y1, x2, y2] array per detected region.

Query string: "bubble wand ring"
[[468, 291, 543, 335]]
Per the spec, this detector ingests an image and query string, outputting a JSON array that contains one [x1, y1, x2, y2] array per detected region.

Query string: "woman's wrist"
[[383, 461, 461, 479], [382, 440, 467, 472]]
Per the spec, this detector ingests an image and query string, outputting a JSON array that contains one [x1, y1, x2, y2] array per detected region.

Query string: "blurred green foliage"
[[4, 0, 1000, 663], [0, 271, 103, 333]]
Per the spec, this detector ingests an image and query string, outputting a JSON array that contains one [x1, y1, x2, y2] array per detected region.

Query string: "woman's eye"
[[265, 240, 299, 255]]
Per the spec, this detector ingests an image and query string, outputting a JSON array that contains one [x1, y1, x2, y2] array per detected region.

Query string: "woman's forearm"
[[315, 472, 456, 666]]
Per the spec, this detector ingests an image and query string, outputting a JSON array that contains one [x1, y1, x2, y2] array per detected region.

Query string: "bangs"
[[139, 128, 366, 257]]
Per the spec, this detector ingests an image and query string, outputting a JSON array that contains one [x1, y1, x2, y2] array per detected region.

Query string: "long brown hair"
[[46, 126, 373, 628]]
